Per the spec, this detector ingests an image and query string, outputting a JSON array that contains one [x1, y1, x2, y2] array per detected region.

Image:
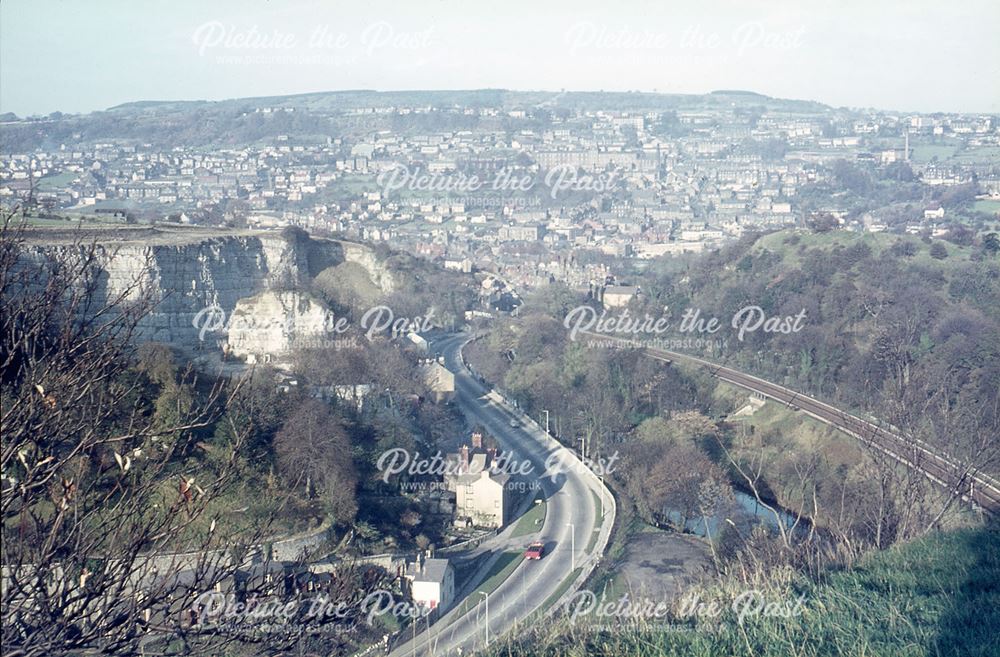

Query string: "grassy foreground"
[[480, 526, 1000, 657]]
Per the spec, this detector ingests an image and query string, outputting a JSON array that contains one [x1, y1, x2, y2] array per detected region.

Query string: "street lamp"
[[426, 611, 436, 657], [479, 591, 490, 647], [599, 475, 607, 519], [567, 522, 576, 571]]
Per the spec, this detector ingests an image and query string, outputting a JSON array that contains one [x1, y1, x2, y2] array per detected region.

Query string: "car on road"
[[524, 541, 545, 560], [509, 418, 519, 428]]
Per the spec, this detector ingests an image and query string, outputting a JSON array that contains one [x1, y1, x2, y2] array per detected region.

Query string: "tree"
[[982, 232, 1000, 256], [1, 218, 279, 657], [929, 241, 948, 259], [135, 342, 178, 387], [889, 240, 918, 257], [642, 443, 727, 529], [275, 399, 358, 523], [882, 161, 915, 182], [806, 212, 840, 233], [831, 159, 874, 196]]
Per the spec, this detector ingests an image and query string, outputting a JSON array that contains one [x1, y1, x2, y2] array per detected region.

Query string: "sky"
[[1, 0, 998, 117]]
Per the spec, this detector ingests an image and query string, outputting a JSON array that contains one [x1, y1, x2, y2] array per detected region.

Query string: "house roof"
[[421, 361, 455, 392], [406, 558, 451, 584]]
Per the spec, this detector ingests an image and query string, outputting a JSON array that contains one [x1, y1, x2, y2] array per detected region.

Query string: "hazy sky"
[[2, 0, 998, 116]]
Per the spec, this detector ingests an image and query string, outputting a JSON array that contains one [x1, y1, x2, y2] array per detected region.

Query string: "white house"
[[404, 557, 455, 612], [421, 361, 455, 403], [455, 469, 511, 529]]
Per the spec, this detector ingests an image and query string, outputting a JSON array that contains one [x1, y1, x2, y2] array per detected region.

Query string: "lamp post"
[[567, 522, 576, 571], [479, 591, 490, 647], [427, 610, 435, 657]]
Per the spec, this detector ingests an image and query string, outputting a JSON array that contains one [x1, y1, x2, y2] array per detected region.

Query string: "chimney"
[[471, 432, 483, 449], [460, 445, 470, 473]]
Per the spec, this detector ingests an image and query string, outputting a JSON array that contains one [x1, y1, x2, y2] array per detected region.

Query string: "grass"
[[907, 143, 959, 163], [585, 491, 603, 553], [753, 230, 896, 268], [752, 230, 986, 273], [452, 551, 525, 617], [583, 485, 645, 602], [973, 199, 1000, 216], [511, 494, 547, 538], [535, 567, 583, 620], [480, 526, 1000, 657], [950, 145, 1000, 165], [709, 380, 869, 521], [35, 170, 79, 191], [12, 211, 126, 227]]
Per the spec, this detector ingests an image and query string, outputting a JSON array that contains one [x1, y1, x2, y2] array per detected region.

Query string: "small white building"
[[421, 361, 455, 403], [405, 557, 455, 612], [406, 332, 429, 352]]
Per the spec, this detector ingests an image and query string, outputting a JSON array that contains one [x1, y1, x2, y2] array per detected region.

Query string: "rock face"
[[339, 241, 395, 294], [226, 290, 336, 360], [18, 227, 395, 354]]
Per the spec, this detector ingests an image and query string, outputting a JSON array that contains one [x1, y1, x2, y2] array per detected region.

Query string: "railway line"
[[581, 330, 1000, 515]]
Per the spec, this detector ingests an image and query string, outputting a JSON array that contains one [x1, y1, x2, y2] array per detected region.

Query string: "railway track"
[[581, 330, 1000, 515]]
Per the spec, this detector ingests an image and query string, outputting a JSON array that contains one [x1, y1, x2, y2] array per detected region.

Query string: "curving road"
[[387, 333, 613, 657], [579, 330, 1000, 515]]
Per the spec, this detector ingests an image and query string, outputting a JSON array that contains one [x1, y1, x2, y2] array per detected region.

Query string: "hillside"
[[634, 229, 1000, 473], [1, 88, 831, 151], [483, 525, 1000, 657]]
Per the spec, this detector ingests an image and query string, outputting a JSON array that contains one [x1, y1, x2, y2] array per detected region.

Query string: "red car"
[[525, 541, 545, 560]]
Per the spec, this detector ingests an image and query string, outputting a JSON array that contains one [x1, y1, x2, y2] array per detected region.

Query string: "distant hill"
[[0, 88, 835, 151], [105, 88, 829, 114], [106, 99, 211, 112], [710, 89, 769, 97]]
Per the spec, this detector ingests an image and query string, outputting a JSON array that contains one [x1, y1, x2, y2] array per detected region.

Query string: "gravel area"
[[611, 530, 714, 601]]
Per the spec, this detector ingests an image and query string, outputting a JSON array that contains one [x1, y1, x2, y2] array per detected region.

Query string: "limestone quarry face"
[[338, 241, 395, 294], [17, 227, 395, 358], [226, 290, 337, 360]]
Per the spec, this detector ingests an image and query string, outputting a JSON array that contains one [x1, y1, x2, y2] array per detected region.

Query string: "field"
[[752, 229, 984, 274], [35, 170, 78, 191], [950, 145, 1000, 164], [973, 199, 1000, 216], [908, 143, 960, 163]]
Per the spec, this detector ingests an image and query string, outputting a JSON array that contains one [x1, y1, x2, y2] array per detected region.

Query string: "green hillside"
[[483, 526, 1000, 657], [635, 229, 1000, 472]]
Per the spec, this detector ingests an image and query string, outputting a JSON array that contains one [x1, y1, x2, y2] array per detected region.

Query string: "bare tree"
[[0, 217, 282, 656], [274, 398, 358, 524]]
